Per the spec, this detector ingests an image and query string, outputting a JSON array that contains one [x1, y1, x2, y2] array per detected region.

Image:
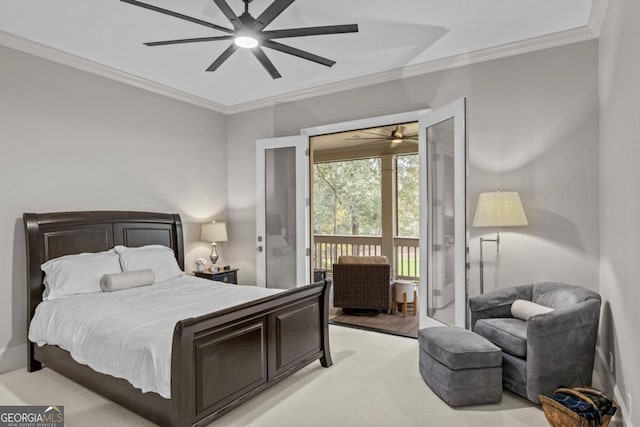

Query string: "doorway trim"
[[301, 110, 429, 138], [302, 110, 429, 286]]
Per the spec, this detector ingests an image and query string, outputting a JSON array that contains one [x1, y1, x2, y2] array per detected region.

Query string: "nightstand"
[[194, 268, 239, 284]]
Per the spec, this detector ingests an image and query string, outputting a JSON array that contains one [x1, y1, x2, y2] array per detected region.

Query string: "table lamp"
[[472, 191, 528, 294], [201, 221, 228, 266]]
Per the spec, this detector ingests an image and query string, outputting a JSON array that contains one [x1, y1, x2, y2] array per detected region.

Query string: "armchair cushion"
[[533, 282, 599, 309], [474, 318, 527, 358]]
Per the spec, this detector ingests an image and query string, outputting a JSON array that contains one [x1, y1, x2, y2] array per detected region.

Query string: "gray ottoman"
[[418, 326, 502, 407]]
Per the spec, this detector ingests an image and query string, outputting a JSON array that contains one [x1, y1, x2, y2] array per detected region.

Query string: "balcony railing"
[[313, 234, 419, 280], [394, 237, 419, 280]]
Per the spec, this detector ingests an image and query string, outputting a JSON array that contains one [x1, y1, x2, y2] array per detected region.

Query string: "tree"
[[396, 154, 419, 237], [314, 158, 381, 235], [314, 155, 419, 238]]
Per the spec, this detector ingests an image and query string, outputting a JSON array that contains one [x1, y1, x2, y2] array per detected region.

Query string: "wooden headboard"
[[23, 211, 184, 324]]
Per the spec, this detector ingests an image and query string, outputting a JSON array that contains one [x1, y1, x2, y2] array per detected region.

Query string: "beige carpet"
[[0, 326, 547, 426]]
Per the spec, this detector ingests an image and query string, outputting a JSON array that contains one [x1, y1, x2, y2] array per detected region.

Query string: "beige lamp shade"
[[201, 221, 228, 243], [472, 191, 528, 227]]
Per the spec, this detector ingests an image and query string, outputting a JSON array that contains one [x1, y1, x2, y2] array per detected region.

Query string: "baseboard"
[[597, 347, 634, 427], [0, 344, 26, 374]]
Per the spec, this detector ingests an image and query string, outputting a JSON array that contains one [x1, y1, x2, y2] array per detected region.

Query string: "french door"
[[255, 100, 468, 328], [419, 98, 468, 328], [418, 98, 468, 327], [255, 135, 311, 288]]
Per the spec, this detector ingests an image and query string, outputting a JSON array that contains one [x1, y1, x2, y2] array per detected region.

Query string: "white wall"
[[0, 45, 228, 372], [227, 40, 600, 301], [227, 108, 275, 284], [598, 0, 640, 423]]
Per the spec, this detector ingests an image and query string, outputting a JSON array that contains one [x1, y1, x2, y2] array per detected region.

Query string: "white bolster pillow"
[[511, 299, 554, 320], [100, 269, 155, 292]]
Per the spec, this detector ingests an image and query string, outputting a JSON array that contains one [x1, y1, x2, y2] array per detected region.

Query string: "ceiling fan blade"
[[206, 43, 239, 72], [251, 47, 282, 79], [359, 130, 391, 138], [345, 137, 391, 141], [262, 24, 359, 39], [253, 0, 296, 31], [354, 139, 386, 146], [212, 0, 243, 30], [262, 40, 335, 67], [120, 0, 233, 34], [145, 35, 234, 46]]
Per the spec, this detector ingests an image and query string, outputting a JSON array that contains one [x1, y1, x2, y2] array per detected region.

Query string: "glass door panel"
[[419, 98, 467, 328], [256, 135, 310, 289], [427, 118, 456, 325], [264, 147, 297, 288]]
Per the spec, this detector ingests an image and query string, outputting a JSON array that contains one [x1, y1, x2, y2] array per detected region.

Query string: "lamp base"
[[479, 231, 500, 294], [209, 243, 219, 265]]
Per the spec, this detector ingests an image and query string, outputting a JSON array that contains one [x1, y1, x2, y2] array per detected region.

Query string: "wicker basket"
[[539, 387, 618, 427]]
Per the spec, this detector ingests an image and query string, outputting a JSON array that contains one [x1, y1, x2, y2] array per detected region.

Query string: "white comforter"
[[28, 275, 283, 398]]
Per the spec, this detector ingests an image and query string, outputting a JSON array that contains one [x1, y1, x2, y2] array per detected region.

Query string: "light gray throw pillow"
[[100, 269, 155, 292], [511, 299, 554, 320]]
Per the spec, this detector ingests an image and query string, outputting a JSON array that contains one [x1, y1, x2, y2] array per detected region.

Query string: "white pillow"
[[114, 245, 183, 282], [41, 249, 122, 300], [511, 299, 554, 320]]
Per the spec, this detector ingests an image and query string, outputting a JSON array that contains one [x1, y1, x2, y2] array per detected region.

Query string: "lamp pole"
[[479, 229, 500, 294]]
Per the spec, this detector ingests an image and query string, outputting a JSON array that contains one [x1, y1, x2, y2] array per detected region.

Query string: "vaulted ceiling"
[[0, 0, 595, 111]]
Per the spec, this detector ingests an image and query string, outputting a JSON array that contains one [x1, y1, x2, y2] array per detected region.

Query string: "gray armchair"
[[469, 282, 601, 403]]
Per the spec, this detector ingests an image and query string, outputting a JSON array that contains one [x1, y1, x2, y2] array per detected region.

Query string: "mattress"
[[28, 275, 283, 398]]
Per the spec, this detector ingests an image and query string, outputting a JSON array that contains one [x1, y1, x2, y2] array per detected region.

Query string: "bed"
[[24, 211, 332, 427]]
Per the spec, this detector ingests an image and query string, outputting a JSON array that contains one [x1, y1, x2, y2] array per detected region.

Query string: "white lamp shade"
[[201, 222, 228, 242], [472, 191, 528, 227]]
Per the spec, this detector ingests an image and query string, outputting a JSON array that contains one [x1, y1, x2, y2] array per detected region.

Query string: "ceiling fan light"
[[234, 35, 259, 49], [392, 138, 403, 144]]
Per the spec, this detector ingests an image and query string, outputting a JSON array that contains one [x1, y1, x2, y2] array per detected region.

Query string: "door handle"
[[257, 246, 263, 253]]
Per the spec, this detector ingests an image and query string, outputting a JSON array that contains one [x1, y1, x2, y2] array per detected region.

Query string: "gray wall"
[[227, 41, 600, 303], [0, 45, 228, 372], [599, 0, 640, 422]]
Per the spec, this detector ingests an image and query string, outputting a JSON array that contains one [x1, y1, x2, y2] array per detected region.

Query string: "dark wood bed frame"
[[24, 211, 332, 427]]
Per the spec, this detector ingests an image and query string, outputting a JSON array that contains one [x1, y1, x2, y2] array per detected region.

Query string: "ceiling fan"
[[121, 0, 359, 79], [346, 126, 419, 147]]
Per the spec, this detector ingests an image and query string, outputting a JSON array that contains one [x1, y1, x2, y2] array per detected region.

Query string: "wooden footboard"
[[170, 279, 332, 427]]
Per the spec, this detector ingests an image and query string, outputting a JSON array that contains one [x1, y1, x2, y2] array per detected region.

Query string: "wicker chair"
[[332, 256, 392, 312]]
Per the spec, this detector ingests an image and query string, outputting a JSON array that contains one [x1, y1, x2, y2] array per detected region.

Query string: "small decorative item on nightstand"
[[195, 258, 207, 273]]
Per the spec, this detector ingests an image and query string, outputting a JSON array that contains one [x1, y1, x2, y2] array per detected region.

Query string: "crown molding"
[[0, 30, 228, 114], [225, 25, 598, 114], [588, 0, 611, 36], [1, 23, 598, 116]]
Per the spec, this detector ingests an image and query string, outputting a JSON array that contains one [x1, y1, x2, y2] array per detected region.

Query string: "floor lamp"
[[472, 191, 528, 294]]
